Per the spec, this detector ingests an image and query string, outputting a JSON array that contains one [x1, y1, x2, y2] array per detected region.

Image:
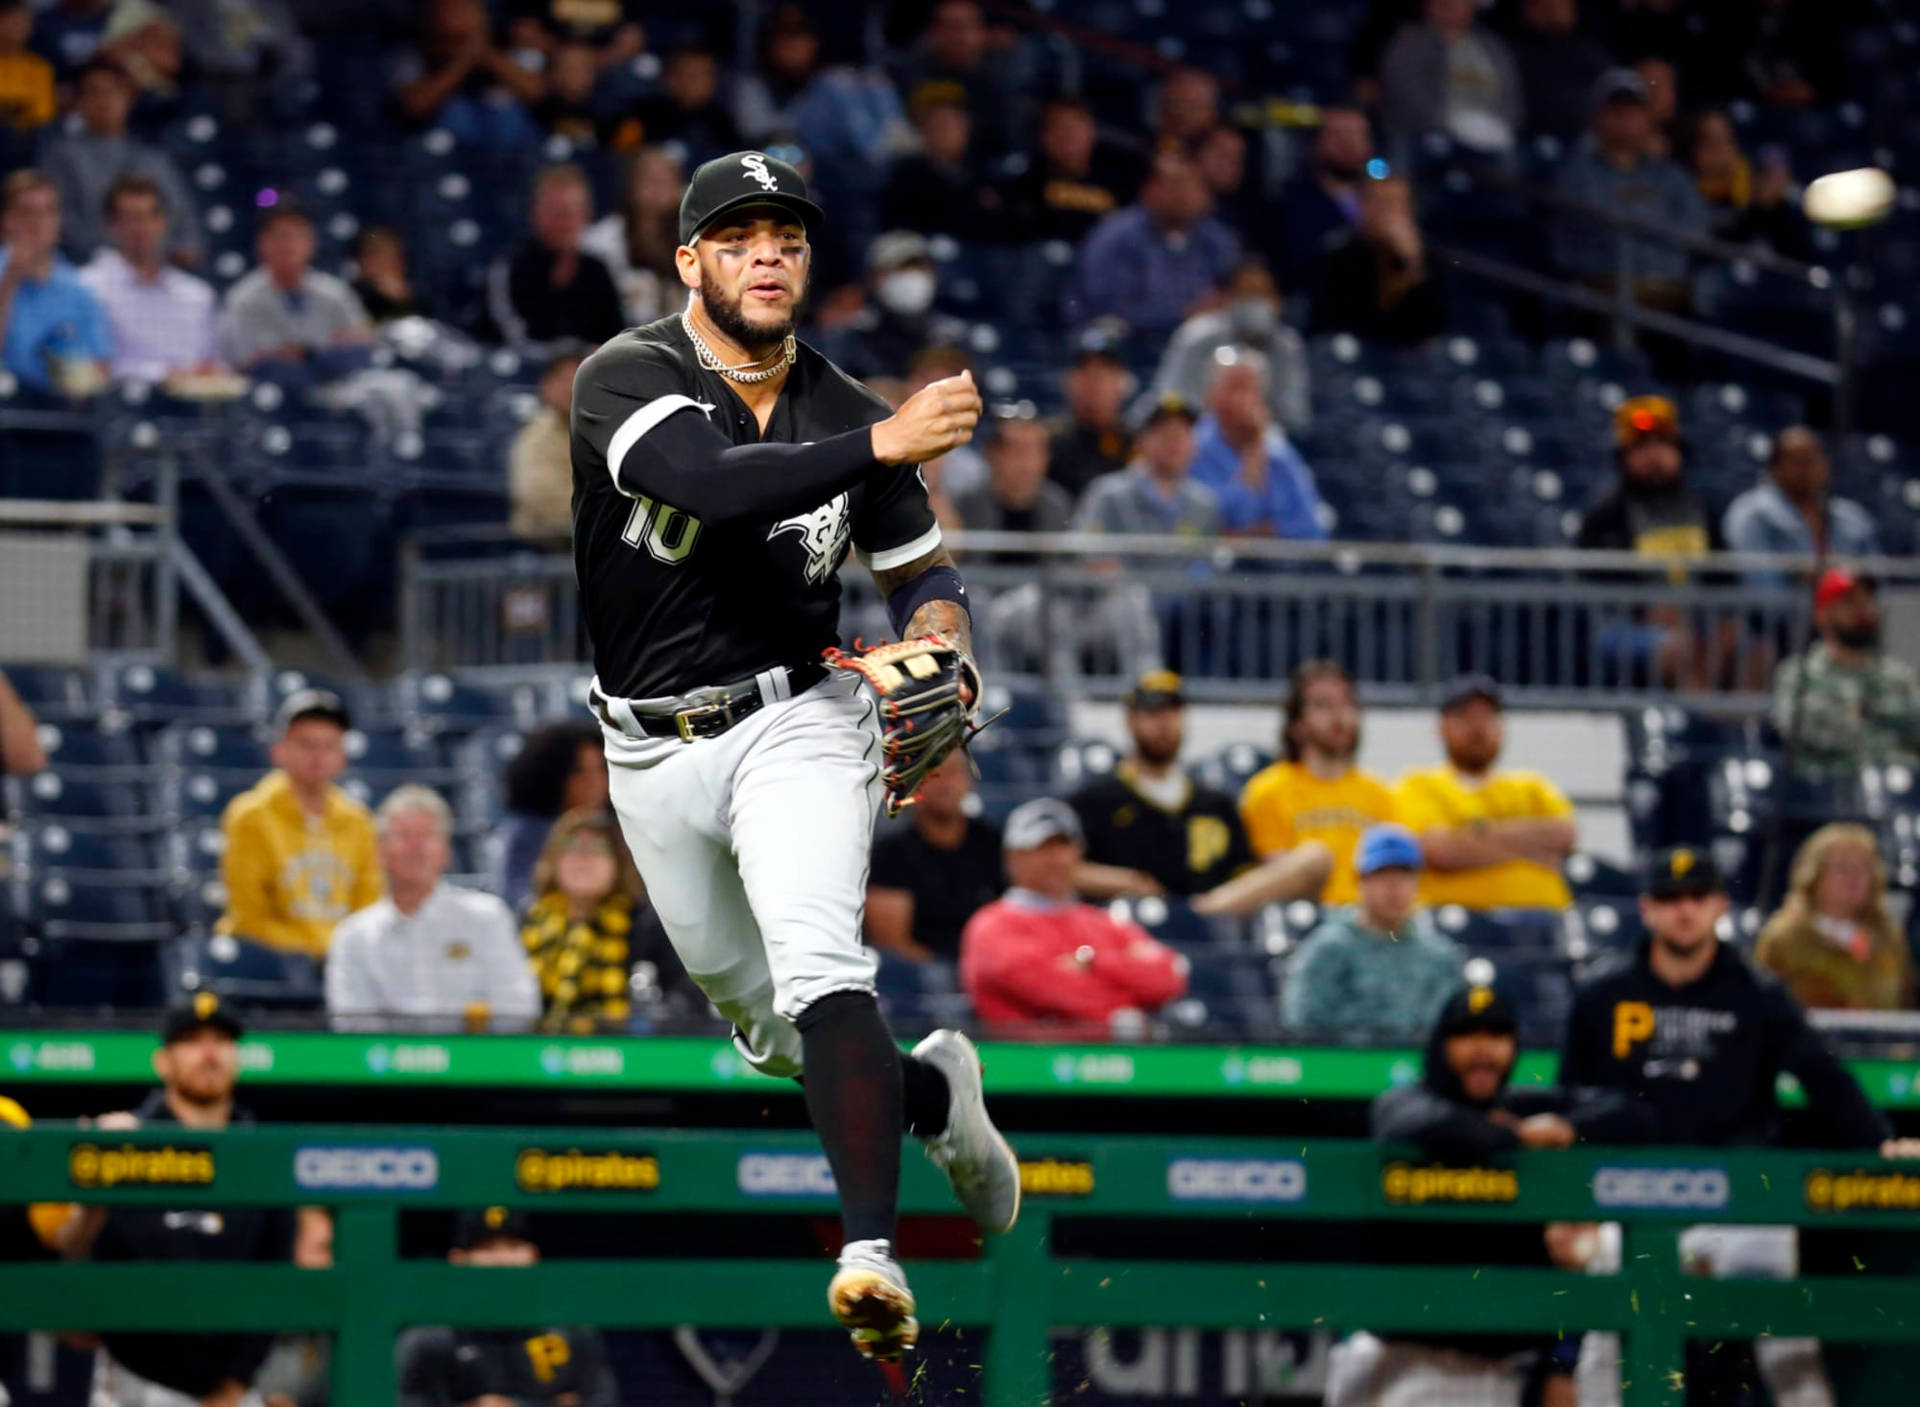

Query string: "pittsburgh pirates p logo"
[[741, 154, 780, 192]]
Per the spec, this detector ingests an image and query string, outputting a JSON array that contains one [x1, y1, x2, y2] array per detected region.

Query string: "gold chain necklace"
[[681, 311, 796, 384]]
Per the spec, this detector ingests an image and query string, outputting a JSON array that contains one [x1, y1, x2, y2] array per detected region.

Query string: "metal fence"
[[398, 529, 1916, 708], [0, 495, 269, 673], [7, 1124, 1920, 1407]]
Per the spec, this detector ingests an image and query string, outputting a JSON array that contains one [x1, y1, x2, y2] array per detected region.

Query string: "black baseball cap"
[[273, 687, 350, 735], [1125, 668, 1185, 710], [160, 991, 244, 1045], [1645, 845, 1725, 900], [452, 1206, 534, 1250], [1068, 318, 1128, 368], [678, 151, 824, 245], [1436, 985, 1518, 1040], [1125, 388, 1201, 437], [1439, 673, 1503, 713]]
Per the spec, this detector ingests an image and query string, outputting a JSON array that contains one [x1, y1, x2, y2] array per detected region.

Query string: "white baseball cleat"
[[828, 1238, 918, 1360], [913, 1029, 1022, 1235]]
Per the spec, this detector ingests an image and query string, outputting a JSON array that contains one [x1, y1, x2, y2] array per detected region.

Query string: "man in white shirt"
[[326, 785, 539, 1031], [80, 172, 220, 385]]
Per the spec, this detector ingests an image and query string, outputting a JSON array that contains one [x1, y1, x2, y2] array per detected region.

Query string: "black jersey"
[[570, 316, 940, 700], [1559, 940, 1888, 1148], [1069, 763, 1256, 897]]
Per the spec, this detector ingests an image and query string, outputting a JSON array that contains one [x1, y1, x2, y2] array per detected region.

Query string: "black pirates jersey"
[[570, 316, 940, 700], [399, 1325, 618, 1407]]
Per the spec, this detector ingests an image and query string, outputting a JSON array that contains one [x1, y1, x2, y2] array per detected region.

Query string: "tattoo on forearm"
[[872, 546, 973, 656], [906, 598, 972, 657]]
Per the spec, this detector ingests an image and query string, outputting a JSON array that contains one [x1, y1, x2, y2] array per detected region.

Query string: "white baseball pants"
[[599, 670, 885, 1078]]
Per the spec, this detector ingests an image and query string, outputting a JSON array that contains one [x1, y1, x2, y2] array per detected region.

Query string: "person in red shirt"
[[961, 798, 1189, 1030]]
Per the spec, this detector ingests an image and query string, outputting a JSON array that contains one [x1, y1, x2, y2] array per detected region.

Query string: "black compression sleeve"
[[616, 410, 881, 524]]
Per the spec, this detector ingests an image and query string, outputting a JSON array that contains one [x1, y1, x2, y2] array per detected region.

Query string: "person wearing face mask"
[[1756, 824, 1914, 1012], [1774, 570, 1920, 774], [1153, 259, 1310, 436], [818, 228, 964, 383]]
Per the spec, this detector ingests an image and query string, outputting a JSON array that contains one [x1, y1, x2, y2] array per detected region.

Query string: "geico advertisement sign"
[[1592, 1165, 1730, 1210], [737, 1153, 837, 1198], [1167, 1158, 1307, 1204], [294, 1145, 440, 1191]]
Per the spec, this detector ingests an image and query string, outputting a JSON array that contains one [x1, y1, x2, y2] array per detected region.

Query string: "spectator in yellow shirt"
[[217, 690, 382, 957], [0, 1, 55, 136], [1239, 659, 1396, 905], [1393, 676, 1576, 911]]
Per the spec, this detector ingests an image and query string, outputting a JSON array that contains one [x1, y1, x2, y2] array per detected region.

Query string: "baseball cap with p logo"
[[1645, 845, 1725, 899]]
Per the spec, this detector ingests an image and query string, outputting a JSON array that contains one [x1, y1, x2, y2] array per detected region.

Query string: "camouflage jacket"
[[1773, 643, 1920, 772]]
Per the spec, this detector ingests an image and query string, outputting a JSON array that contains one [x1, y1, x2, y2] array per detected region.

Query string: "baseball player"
[[569, 150, 1019, 1361]]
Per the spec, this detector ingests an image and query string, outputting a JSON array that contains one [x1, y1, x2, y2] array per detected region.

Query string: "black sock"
[[796, 990, 903, 1247], [902, 1055, 950, 1140]]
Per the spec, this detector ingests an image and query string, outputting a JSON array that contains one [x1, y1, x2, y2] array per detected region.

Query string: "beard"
[[1445, 741, 1499, 773], [1135, 735, 1182, 767], [699, 262, 808, 354], [1834, 621, 1881, 651]]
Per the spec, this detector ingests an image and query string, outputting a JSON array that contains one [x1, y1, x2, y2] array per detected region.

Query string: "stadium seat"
[[164, 933, 324, 1012], [35, 722, 144, 772], [2, 664, 89, 720], [1052, 738, 1121, 787], [1193, 742, 1275, 798], [1564, 852, 1639, 898], [24, 825, 159, 876], [164, 723, 270, 774], [27, 874, 173, 941], [111, 665, 259, 725], [399, 673, 539, 732], [1432, 906, 1564, 954], [28, 938, 167, 1010], [1569, 896, 1646, 954], [1477, 949, 1576, 1039], [1178, 950, 1280, 1036], [13, 770, 147, 824], [173, 771, 252, 820]]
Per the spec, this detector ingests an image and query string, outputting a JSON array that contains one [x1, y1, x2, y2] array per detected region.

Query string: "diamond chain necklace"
[[681, 310, 795, 384]]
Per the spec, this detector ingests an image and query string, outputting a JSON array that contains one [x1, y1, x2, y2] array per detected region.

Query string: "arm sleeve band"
[[885, 562, 971, 639]]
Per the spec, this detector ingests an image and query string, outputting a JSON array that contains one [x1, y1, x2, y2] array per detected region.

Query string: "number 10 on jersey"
[[622, 495, 703, 564]]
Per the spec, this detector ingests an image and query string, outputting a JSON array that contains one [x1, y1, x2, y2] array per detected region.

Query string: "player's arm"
[[1774, 989, 1890, 1148], [864, 887, 936, 963], [870, 544, 973, 661], [576, 353, 980, 524]]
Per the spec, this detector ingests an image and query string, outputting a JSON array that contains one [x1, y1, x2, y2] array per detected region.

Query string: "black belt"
[[599, 661, 829, 742]]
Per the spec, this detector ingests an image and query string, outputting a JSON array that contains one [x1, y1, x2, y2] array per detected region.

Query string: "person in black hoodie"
[[1335, 986, 1652, 1406], [398, 1208, 619, 1406], [1561, 845, 1896, 1406], [59, 996, 297, 1407]]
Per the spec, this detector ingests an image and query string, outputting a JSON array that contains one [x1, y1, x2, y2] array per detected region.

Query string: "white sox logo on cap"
[[741, 153, 780, 192]]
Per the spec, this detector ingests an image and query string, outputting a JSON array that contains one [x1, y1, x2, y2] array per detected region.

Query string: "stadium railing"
[[0, 494, 268, 674], [398, 528, 1920, 708], [7, 1125, 1920, 1407]]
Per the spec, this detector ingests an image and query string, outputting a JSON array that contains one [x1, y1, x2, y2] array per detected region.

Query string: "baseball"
[[1803, 168, 1896, 230]]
